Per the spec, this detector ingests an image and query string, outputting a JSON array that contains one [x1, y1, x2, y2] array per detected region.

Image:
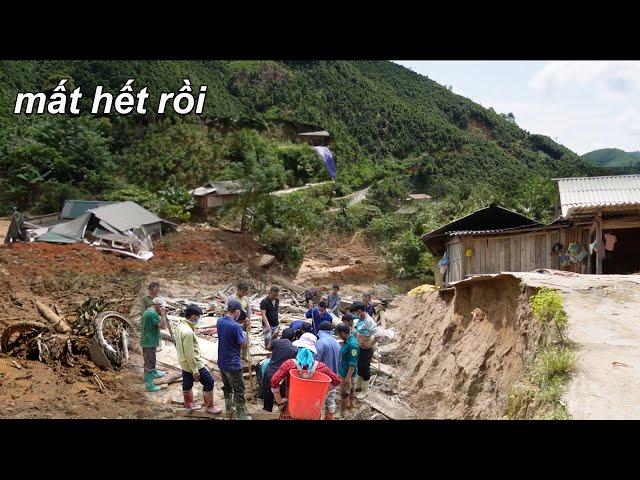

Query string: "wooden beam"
[[595, 210, 603, 275]]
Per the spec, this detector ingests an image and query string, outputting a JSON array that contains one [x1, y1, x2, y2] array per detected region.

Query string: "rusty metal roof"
[[555, 174, 640, 218]]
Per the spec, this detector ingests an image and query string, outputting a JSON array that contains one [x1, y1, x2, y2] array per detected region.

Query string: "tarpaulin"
[[312, 146, 337, 179]]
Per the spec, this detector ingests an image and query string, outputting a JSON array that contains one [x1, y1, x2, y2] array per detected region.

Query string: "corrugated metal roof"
[[89, 201, 164, 232], [556, 174, 640, 218], [298, 130, 330, 137], [61, 200, 116, 219], [191, 180, 245, 197]]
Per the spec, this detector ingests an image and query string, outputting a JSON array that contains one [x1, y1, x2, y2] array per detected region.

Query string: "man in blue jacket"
[[305, 300, 333, 336], [316, 320, 341, 420]]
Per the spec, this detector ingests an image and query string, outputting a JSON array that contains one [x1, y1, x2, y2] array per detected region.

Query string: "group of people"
[[138, 281, 380, 420]]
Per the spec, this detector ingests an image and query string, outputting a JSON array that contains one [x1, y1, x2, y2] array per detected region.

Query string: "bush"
[[331, 203, 382, 232], [530, 287, 568, 341], [158, 183, 195, 222], [33, 180, 88, 215], [105, 184, 161, 212], [259, 226, 305, 266]]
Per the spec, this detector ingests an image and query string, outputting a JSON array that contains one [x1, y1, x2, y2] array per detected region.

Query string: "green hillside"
[[0, 61, 596, 278], [583, 148, 640, 168]]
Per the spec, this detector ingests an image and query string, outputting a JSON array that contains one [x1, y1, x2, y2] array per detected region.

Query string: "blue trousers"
[[182, 367, 214, 392]]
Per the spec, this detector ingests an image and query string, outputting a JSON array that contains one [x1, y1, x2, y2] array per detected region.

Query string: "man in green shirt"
[[336, 322, 359, 417], [140, 296, 167, 392], [174, 304, 222, 414], [141, 282, 160, 311]]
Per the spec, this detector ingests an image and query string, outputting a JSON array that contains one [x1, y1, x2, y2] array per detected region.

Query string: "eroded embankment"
[[387, 276, 544, 419]]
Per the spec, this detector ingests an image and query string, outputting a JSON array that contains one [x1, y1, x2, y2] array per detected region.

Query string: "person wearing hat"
[[350, 301, 378, 399], [270, 332, 341, 420], [140, 296, 167, 392], [326, 284, 342, 316], [316, 320, 341, 420], [217, 298, 251, 420], [174, 304, 222, 414]]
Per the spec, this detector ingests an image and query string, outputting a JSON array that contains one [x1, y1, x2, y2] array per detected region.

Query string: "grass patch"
[[506, 288, 576, 420]]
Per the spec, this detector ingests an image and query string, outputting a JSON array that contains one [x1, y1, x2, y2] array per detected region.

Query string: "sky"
[[393, 61, 640, 155]]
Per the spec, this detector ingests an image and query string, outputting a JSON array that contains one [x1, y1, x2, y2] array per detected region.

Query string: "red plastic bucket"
[[287, 369, 331, 420]]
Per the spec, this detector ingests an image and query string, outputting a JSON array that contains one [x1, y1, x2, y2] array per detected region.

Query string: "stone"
[[257, 254, 276, 268]]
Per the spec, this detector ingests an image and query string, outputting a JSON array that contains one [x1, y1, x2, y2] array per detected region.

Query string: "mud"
[[387, 276, 544, 419]]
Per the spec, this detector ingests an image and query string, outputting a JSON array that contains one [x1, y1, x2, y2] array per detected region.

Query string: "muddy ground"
[[0, 226, 399, 419]]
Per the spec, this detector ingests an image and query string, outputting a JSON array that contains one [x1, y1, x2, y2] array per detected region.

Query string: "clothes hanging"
[[604, 233, 617, 251]]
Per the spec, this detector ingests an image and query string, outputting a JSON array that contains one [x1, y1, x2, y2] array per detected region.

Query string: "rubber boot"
[[151, 369, 166, 379], [324, 410, 334, 420], [235, 402, 252, 420], [356, 379, 370, 400], [183, 389, 202, 412], [224, 397, 235, 414], [203, 391, 222, 415], [144, 372, 161, 392], [355, 376, 363, 392]]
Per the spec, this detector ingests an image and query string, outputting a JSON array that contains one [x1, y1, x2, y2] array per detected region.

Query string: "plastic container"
[[287, 369, 331, 420]]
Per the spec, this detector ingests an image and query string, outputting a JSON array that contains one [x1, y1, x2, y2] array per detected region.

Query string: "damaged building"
[[422, 174, 640, 286], [4, 200, 175, 260]]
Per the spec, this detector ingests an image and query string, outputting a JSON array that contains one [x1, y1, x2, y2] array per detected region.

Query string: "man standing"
[[142, 282, 160, 311], [316, 320, 341, 420], [174, 304, 222, 414], [262, 327, 297, 412], [362, 292, 376, 318], [140, 297, 167, 392], [350, 301, 378, 400], [305, 300, 333, 336], [336, 322, 359, 416], [326, 284, 342, 316], [217, 299, 251, 420], [260, 286, 280, 348], [225, 282, 252, 323]]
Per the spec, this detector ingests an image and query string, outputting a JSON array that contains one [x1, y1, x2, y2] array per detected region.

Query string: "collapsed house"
[[422, 174, 640, 286], [4, 200, 175, 260]]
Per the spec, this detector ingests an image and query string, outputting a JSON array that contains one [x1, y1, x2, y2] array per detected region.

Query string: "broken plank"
[[371, 362, 396, 377], [363, 390, 415, 420]]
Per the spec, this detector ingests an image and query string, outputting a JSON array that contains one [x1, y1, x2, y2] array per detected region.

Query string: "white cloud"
[[615, 107, 640, 136], [530, 61, 640, 100]]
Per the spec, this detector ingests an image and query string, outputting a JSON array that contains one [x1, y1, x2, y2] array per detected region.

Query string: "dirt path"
[[504, 271, 640, 419]]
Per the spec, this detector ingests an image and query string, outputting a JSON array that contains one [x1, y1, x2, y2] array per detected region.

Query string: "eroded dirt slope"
[[387, 276, 544, 419]]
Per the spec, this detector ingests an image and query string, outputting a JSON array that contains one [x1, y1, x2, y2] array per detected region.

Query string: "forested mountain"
[[0, 60, 593, 215], [582, 148, 640, 169], [0, 61, 596, 278]]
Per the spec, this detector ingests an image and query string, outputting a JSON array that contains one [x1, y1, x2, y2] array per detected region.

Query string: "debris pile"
[[4, 200, 175, 261], [1, 298, 134, 371]]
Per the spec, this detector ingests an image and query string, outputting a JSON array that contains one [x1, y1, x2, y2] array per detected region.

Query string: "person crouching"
[[270, 333, 341, 420], [174, 304, 222, 415]]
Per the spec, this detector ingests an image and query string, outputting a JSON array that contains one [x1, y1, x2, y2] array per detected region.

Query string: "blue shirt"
[[290, 320, 306, 331], [316, 330, 341, 374], [365, 302, 375, 317], [217, 315, 245, 371], [305, 307, 333, 335]]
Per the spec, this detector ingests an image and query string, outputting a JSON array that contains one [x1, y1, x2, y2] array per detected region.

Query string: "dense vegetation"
[[582, 147, 640, 172], [0, 60, 597, 279]]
